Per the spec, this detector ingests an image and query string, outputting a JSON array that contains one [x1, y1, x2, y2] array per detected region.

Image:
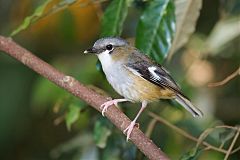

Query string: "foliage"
[[168, 0, 202, 60], [10, 0, 79, 37], [93, 117, 112, 148], [135, 0, 175, 62], [10, 0, 52, 36], [65, 102, 85, 131], [1, 0, 240, 159], [100, 0, 129, 37]]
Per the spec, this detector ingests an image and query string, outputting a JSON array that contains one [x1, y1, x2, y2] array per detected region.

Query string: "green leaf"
[[167, 0, 202, 60], [10, 0, 53, 36], [101, 131, 136, 160], [98, 0, 130, 70], [59, 0, 76, 5], [135, 0, 176, 63], [93, 118, 112, 148], [96, 60, 103, 72], [101, 0, 129, 37], [65, 104, 80, 131], [219, 129, 236, 145], [31, 77, 67, 113]]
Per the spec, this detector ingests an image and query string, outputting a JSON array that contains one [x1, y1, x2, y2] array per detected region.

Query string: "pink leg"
[[123, 100, 148, 141], [100, 99, 129, 116]]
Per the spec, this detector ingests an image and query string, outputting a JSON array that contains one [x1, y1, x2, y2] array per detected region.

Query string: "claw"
[[123, 101, 148, 141], [100, 101, 112, 116], [123, 121, 136, 141], [100, 99, 128, 116]]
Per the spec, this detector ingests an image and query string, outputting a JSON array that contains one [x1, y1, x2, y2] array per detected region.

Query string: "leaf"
[[59, 0, 76, 5], [135, 0, 176, 63], [96, 60, 103, 72], [50, 133, 93, 159], [97, 0, 130, 70], [101, 0, 129, 37], [65, 104, 80, 131], [79, 145, 98, 160], [180, 147, 203, 160], [93, 118, 112, 148], [206, 17, 240, 54], [102, 130, 136, 160], [167, 0, 202, 59], [219, 129, 236, 145], [10, 0, 53, 36], [31, 77, 67, 114]]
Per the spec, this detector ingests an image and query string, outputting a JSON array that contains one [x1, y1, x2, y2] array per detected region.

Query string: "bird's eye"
[[106, 44, 113, 50]]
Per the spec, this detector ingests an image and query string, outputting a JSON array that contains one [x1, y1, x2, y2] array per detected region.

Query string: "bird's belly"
[[104, 66, 175, 102], [105, 70, 140, 101]]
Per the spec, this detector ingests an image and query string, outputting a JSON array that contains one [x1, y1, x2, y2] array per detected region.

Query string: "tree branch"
[[208, 66, 240, 87], [0, 36, 169, 160], [148, 112, 240, 155]]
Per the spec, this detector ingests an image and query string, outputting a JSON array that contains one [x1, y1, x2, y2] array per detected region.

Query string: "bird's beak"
[[84, 47, 97, 54]]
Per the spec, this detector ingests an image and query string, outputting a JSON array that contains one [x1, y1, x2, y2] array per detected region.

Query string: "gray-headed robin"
[[84, 37, 203, 140]]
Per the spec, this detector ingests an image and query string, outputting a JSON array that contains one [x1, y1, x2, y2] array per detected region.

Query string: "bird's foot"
[[100, 99, 127, 116], [123, 121, 136, 141]]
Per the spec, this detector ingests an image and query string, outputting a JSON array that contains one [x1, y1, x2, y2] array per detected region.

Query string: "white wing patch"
[[148, 66, 161, 81]]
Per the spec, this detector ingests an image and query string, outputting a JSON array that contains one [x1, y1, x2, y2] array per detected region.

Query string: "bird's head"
[[84, 37, 136, 67], [84, 37, 129, 55]]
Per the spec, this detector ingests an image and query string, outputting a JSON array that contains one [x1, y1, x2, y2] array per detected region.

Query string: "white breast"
[[97, 51, 140, 102]]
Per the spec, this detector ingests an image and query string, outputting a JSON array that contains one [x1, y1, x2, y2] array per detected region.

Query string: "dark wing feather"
[[125, 51, 189, 100]]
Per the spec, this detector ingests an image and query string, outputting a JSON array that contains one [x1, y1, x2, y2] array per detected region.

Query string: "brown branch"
[[231, 145, 240, 154], [0, 36, 169, 160], [208, 67, 240, 87], [224, 127, 240, 160], [149, 112, 240, 156], [145, 118, 158, 138], [148, 112, 229, 154]]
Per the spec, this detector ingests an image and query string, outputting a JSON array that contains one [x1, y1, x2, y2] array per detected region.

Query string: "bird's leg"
[[124, 100, 148, 141], [100, 99, 129, 116]]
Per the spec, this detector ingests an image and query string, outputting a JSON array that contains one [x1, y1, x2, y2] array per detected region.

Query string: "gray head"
[[84, 37, 128, 54]]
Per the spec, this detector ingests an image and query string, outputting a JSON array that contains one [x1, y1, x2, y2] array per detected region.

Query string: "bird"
[[84, 37, 203, 141]]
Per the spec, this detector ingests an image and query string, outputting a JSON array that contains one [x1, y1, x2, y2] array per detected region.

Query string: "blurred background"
[[0, 0, 239, 159]]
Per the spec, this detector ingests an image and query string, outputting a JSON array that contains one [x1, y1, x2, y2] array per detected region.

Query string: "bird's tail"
[[175, 94, 203, 117]]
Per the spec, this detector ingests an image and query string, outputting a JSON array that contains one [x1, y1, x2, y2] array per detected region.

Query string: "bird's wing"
[[124, 52, 189, 99], [124, 51, 203, 117]]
